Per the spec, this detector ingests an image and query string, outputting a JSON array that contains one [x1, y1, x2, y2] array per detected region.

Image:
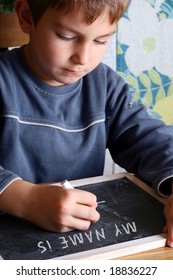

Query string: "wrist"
[[0, 179, 35, 219]]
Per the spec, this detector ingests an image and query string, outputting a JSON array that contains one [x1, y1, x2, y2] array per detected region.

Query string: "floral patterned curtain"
[[117, 0, 173, 125]]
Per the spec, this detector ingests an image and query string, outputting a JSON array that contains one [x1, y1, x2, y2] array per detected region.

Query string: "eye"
[[57, 34, 76, 41], [94, 40, 107, 46]]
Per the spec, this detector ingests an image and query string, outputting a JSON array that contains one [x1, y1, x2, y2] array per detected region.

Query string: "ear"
[[14, 0, 33, 34]]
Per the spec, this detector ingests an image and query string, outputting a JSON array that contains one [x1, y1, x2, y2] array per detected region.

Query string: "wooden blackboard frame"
[[55, 172, 167, 260]]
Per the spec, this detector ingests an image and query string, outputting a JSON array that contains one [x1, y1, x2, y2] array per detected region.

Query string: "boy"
[[0, 0, 173, 247]]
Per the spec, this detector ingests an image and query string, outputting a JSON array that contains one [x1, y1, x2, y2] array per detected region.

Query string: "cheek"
[[46, 44, 70, 63], [37, 44, 59, 65], [90, 51, 107, 66]]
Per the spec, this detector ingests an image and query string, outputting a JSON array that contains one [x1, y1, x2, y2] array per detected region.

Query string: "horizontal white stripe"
[[0, 114, 105, 133]]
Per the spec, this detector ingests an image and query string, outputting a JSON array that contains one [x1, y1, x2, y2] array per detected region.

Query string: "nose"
[[71, 43, 90, 65]]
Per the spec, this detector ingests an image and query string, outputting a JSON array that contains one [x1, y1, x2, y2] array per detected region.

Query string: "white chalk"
[[61, 180, 74, 189], [97, 201, 106, 204]]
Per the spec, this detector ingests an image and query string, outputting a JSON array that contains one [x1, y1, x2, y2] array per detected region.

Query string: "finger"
[[56, 213, 92, 231], [163, 224, 168, 233], [67, 218, 92, 231], [166, 223, 173, 247], [72, 189, 98, 207], [58, 204, 100, 231], [72, 204, 100, 222], [59, 188, 98, 208], [55, 226, 76, 233]]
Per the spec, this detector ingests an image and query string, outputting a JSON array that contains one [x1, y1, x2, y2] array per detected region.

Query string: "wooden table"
[[115, 246, 173, 260]]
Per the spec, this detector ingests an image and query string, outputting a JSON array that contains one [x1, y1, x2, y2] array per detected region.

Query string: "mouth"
[[64, 69, 84, 76]]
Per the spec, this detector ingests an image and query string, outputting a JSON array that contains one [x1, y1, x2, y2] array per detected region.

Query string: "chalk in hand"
[[61, 180, 74, 189]]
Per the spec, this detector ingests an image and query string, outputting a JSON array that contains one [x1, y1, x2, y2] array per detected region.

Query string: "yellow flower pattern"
[[117, 0, 173, 125]]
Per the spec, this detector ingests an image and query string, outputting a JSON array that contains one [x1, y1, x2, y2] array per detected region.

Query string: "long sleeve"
[[106, 73, 173, 194], [0, 166, 20, 194]]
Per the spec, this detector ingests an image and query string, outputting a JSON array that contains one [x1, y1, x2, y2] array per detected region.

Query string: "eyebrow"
[[97, 31, 116, 39], [54, 23, 116, 38]]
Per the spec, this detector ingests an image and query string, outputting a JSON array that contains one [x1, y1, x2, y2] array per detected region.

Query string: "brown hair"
[[27, 0, 129, 25]]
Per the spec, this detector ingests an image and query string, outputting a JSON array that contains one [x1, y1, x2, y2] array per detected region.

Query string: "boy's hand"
[[0, 179, 100, 232], [163, 182, 173, 247], [26, 183, 100, 232]]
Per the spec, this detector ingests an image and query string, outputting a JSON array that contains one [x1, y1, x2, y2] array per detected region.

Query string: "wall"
[[117, 0, 173, 125]]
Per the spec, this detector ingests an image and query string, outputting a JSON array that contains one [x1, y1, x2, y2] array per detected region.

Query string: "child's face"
[[24, 7, 116, 86]]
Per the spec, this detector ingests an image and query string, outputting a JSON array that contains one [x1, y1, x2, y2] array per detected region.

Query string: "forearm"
[[0, 179, 35, 219]]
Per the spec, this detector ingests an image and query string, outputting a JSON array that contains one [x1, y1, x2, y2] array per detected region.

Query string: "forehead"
[[44, 6, 116, 34], [50, 1, 118, 24]]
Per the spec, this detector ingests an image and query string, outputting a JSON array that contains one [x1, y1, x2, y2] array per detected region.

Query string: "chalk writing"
[[37, 228, 106, 253], [97, 201, 106, 205], [59, 228, 105, 250], [38, 240, 52, 254], [37, 222, 137, 254], [115, 222, 137, 237]]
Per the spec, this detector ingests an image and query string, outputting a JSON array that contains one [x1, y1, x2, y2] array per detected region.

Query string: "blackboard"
[[0, 174, 166, 260]]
